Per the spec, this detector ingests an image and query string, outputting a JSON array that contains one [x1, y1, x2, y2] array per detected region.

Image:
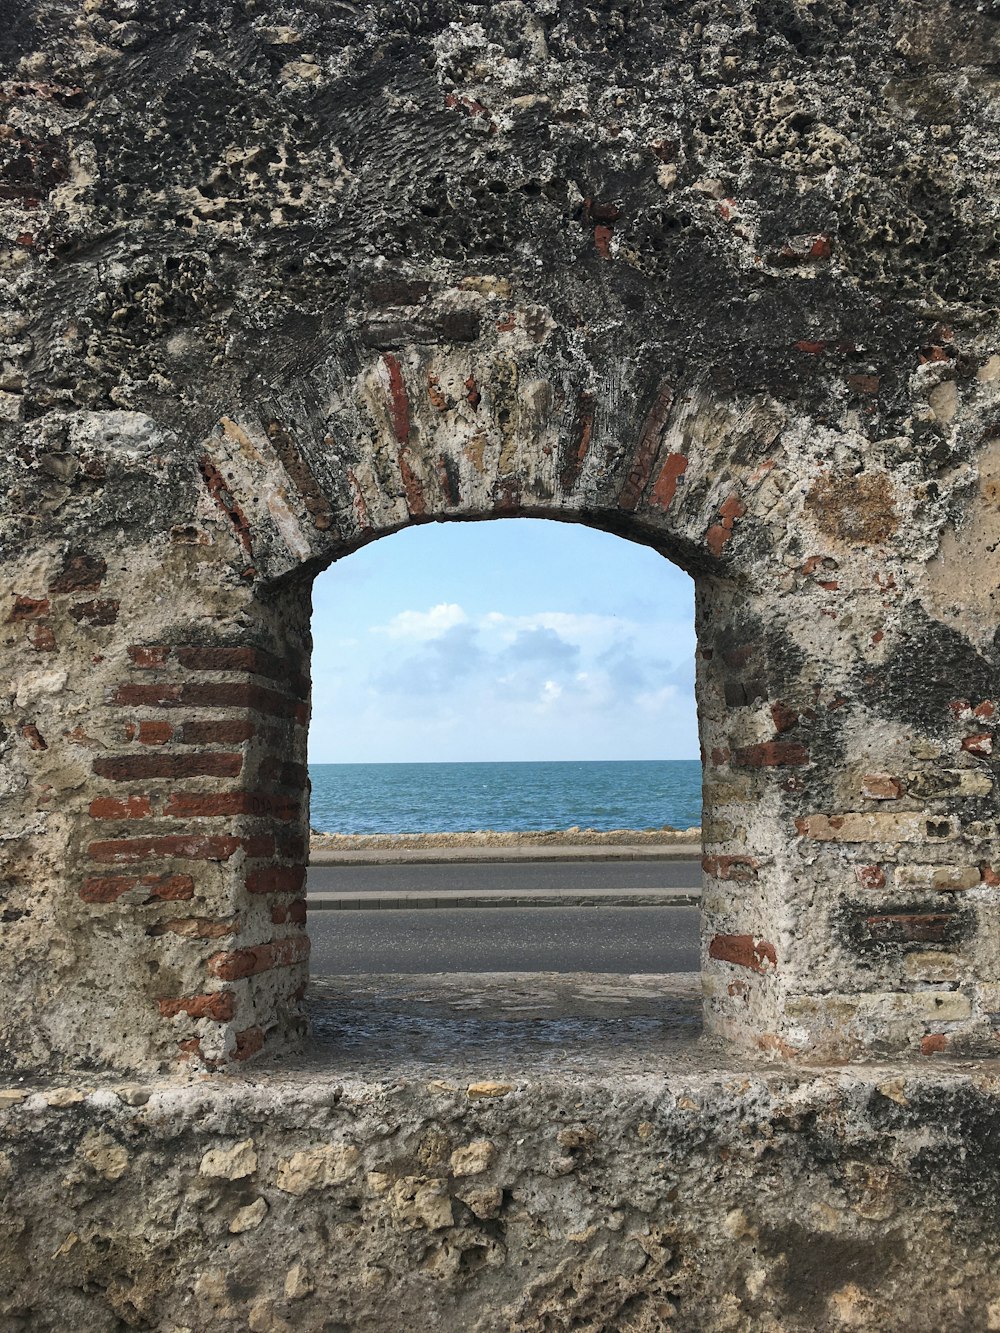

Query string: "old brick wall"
[[1, 0, 998, 1078]]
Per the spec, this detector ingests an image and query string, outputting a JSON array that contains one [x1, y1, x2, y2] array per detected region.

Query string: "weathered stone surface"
[[1, 0, 999, 1320], [450, 1140, 495, 1176], [0, 0, 997, 1076], [230, 1196, 269, 1234], [200, 1137, 258, 1180], [2, 1050, 1000, 1331], [275, 1143, 361, 1194]]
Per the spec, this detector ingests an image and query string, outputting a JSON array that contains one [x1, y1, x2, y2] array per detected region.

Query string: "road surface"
[[306, 859, 701, 896], [307, 904, 700, 975]]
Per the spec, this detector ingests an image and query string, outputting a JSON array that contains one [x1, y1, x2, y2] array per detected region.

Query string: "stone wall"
[[3, 976, 1000, 1332], [2, 0, 998, 1074], [1, 0, 1000, 1323]]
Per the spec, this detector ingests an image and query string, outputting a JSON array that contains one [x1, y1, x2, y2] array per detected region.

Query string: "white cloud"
[[539, 680, 563, 707], [375, 603, 468, 640], [480, 610, 635, 646]]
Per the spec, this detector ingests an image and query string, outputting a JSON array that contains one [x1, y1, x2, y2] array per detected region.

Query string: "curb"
[[309, 845, 702, 867], [306, 891, 702, 912]]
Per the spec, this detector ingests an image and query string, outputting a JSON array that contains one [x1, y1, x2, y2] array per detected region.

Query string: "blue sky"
[[309, 518, 697, 763]]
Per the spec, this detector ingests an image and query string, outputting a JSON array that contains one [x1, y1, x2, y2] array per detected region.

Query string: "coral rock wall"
[[1, 0, 999, 1073]]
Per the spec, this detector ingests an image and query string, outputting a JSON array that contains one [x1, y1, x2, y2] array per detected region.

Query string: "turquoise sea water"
[[308, 760, 702, 835]]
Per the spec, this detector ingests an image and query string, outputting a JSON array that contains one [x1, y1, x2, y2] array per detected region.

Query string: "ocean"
[[308, 760, 702, 835]]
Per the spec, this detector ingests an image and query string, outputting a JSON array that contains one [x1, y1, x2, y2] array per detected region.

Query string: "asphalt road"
[[307, 905, 701, 975], [306, 859, 701, 896]]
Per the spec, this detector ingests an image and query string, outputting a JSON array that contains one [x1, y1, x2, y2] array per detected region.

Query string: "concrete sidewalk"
[[307, 888, 700, 910], [310, 842, 701, 868]]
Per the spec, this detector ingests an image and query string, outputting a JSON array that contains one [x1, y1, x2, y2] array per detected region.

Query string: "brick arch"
[[5, 323, 998, 1075], [0, 335, 922, 1076], [3, 0, 998, 1074]]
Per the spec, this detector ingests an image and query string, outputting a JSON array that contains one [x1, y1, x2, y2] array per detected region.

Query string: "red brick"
[[398, 446, 426, 517], [619, 385, 672, 512], [80, 875, 134, 903], [855, 864, 887, 890], [243, 834, 275, 857], [79, 872, 194, 903], [93, 753, 243, 781], [862, 773, 903, 800], [164, 791, 299, 820], [208, 933, 310, 980], [87, 834, 269, 864], [176, 645, 308, 692], [593, 222, 613, 258], [7, 594, 49, 621], [144, 873, 196, 900], [272, 899, 307, 925], [178, 719, 255, 745], [136, 720, 173, 745], [962, 733, 993, 757], [112, 681, 302, 719], [920, 1033, 949, 1055], [709, 933, 778, 973], [20, 723, 46, 751], [275, 828, 306, 860], [89, 795, 151, 820], [112, 683, 183, 707], [732, 742, 809, 768], [770, 701, 799, 733], [706, 494, 745, 557], [28, 624, 56, 651], [233, 1026, 265, 1060], [865, 913, 954, 944], [158, 991, 236, 1021], [382, 353, 410, 444], [246, 865, 306, 895], [981, 864, 1000, 887], [199, 456, 253, 556], [974, 700, 996, 720], [49, 551, 106, 593], [648, 452, 688, 510], [702, 854, 759, 881], [258, 757, 308, 788], [128, 645, 171, 668], [69, 598, 119, 626], [721, 644, 754, 669]]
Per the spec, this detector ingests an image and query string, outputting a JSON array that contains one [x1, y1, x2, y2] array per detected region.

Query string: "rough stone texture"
[[1, 0, 1000, 1321], [3, 977, 1000, 1331], [2, 0, 998, 1075]]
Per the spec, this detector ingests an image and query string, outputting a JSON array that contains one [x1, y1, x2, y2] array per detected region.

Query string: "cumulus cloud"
[[503, 627, 580, 668], [375, 623, 484, 694], [366, 604, 694, 725], [376, 603, 468, 640], [481, 610, 633, 645]]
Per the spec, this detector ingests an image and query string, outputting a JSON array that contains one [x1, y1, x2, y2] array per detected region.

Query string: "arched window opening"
[[302, 518, 704, 1052]]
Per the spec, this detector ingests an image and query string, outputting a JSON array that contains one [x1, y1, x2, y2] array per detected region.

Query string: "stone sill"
[[2, 972, 995, 1096]]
